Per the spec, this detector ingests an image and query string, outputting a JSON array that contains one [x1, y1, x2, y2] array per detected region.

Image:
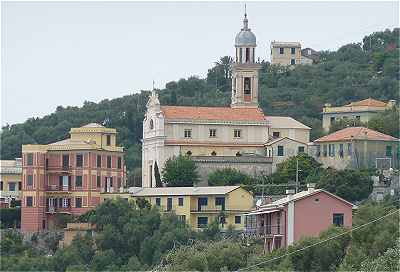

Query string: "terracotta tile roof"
[[315, 127, 399, 143], [161, 106, 266, 122], [346, 98, 387, 107]]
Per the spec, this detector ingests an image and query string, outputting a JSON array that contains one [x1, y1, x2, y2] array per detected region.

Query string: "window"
[[329, 144, 335, 157], [18, 182, 22, 191], [106, 135, 111, 146], [75, 197, 82, 208], [197, 217, 208, 228], [298, 146, 305, 154], [347, 143, 352, 155], [8, 182, 16, 192], [97, 155, 102, 168], [308, 49, 312, 55], [323, 145, 328, 157], [235, 216, 241, 224], [273, 131, 280, 138], [333, 213, 344, 226], [178, 197, 184, 206], [117, 157, 122, 169], [386, 146, 392, 157], [62, 154, 69, 168], [0, 181, 3, 191], [27, 153, 33, 166], [355, 116, 361, 121], [26, 196, 33, 207], [76, 154, 83, 167], [209, 129, 216, 138], [167, 197, 172, 211], [198, 197, 208, 211], [107, 156, 112, 168], [215, 197, 225, 210], [245, 48, 250, 62], [290, 59, 295, 65], [236, 152, 242, 157], [75, 176, 82, 187], [291, 47, 296, 54], [27, 175, 33, 186], [184, 129, 192, 138], [155, 197, 161, 206], [279, 48, 284, 54], [244, 77, 251, 95], [277, 212, 281, 234], [63, 198, 70, 208], [97, 176, 101, 188], [178, 215, 186, 222], [316, 145, 321, 157], [149, 119, 154, 130], [339, 144, 344, 158], [277, 146, 284, 156], [252, 48, 255, 62], [234, 129, 241, 138]]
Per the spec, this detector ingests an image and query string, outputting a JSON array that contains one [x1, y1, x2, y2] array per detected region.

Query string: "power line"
[[237, 208, 399, 271]]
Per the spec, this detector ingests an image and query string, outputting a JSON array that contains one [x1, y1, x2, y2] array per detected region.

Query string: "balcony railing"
[[46, 184, 71, 192], [244, 225, 284, 237], [46, 206, 71, 213], [190, 206, 225, 213]]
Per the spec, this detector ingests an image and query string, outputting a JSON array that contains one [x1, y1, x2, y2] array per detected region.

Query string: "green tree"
[[162, 155, 199, 187], [208, 168, 252, 186]]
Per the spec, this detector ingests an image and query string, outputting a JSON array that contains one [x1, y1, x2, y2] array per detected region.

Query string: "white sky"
[[1, 1, 399, 126]]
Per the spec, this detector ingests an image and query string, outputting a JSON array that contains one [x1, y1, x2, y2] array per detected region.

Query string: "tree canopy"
[[161, 155, 199, 187]]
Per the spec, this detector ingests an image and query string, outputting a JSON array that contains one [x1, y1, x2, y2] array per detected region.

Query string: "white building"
[[142, 13, 311, 187]]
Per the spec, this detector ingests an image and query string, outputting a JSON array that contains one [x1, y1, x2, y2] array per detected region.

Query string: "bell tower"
[[231, 11, 261, 108]]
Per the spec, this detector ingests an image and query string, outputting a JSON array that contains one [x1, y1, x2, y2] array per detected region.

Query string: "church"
[[142, 13, 311, 187]]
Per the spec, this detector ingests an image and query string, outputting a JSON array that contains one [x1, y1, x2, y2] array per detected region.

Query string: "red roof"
[[315, 127, 398, 143], [161, 106, 266, 122], [346, 98, 387, 107]]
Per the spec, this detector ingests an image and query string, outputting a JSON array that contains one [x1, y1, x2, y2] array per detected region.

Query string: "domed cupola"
[[235, 13, 256, 47]]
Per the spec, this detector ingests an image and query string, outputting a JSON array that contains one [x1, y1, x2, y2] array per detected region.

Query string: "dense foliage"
[[161, 155, 199, 187], [208, 168, 253, 186], [0, 208, 21, 228], [1, 29, 398, 175]]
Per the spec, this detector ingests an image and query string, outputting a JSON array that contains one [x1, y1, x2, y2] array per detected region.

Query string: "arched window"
[[211, 151, 217, 156], [186, 151, 192, 156], [149, 119, 154, 130], [236, 152, 242, 157]]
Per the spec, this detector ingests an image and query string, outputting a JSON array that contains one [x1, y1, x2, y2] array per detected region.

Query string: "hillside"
[[1, 29, 399, 172]]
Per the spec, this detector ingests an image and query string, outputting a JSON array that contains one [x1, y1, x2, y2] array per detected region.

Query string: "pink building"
[[245, 184, 355, 253]]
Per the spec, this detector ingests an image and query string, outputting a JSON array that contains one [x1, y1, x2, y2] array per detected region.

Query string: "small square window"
[[75, 176, 83, 187], [234, 129, 241, 138], [178, 197, 184, 206], [156, 197, 161, 206], [273, 132, 280, 138], [27, 175, 33, 186], [235, 215, 241, 224], [291, 47, 296, 54], [8, 183, 16, 192], [333, 213, 344, 226], [76, 154, 83, 167], [184, 129, 192, 138], [27, 153, 33, 166], [26, 196, 33, 207], [209, 129, 217, 138], [279, 48, 284, 54], [298, 146, 305, 154], [75, 197, 82, 208]]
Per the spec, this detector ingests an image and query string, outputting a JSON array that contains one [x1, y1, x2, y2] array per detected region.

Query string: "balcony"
[[46, 166, 72, 174], [46, 184, 71, 193], [46, 206, 71, 214], [190, 206, 226, 213], [244, 225, 284, 238]]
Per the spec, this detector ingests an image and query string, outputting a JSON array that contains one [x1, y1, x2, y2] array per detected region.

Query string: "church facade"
[[142, 13, 310, 187]]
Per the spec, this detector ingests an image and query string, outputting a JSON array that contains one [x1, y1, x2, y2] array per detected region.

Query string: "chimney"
[[286, 189, 295, 200], [307, 183, 316, 193]]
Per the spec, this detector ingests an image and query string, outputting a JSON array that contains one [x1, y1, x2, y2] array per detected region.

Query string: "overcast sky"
[[1, 1, 399, 126]]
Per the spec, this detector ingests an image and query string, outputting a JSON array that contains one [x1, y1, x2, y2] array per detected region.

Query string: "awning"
[[243, 209, 280, 216]]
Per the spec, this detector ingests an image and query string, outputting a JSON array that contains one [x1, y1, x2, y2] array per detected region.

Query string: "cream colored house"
[[102, 186, 254, 231], [322, 98, 396, 132], [270, 42, 301, 66], [0, 158, 22, 207], [142, 13, 310, 186]]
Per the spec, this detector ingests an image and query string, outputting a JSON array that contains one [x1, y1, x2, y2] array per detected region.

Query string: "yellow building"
[[0, 158, 22, 207], [322, 98, 396, 132], [102, 186, 254, 231], [270, 41, 302, 66]]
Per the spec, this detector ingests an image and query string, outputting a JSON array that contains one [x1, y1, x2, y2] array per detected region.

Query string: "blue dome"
[[235, 30, 256, 47]]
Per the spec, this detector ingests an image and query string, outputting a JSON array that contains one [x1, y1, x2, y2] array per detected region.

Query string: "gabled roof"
[[129, 186, 241, 197], [345, 98, 387, 107], [161, 106, 266, 122], [258, 189, 355, 211], [265, 116, 311, 130], [314, 127, 398, 143], [265, 137, 307, 146]]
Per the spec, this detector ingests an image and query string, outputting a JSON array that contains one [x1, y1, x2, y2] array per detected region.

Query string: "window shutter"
[[59, 176, 63, 187]]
